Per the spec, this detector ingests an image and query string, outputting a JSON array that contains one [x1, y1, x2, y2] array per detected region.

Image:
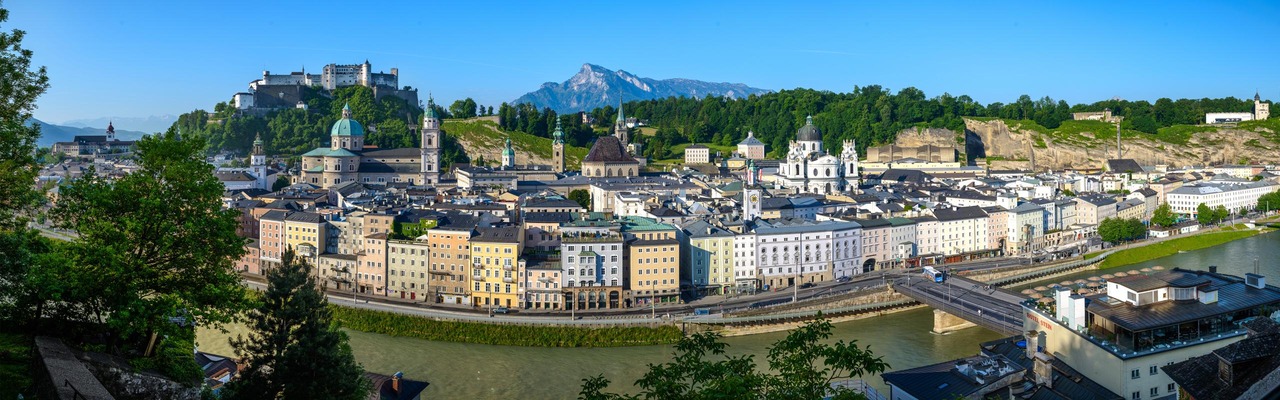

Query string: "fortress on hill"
[[233, 61, 419, 113]]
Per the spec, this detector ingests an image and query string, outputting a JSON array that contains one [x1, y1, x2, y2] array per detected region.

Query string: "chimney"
[[1033, 353, 1053, 388], [1023, 331, 1039, 361], [1209, 265, 1218, 274], [393, 371, 403, 392], [1054, 287, 1072, 322]]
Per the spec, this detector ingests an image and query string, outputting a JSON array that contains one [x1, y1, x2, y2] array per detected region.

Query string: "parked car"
[[800, 282, 816, 289], [836, 276, 852, 283], [493, 307, 510, 314]]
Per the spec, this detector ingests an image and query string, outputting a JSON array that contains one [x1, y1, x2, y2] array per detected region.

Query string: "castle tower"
[[614, 100, 629, 146], [251, 133, 268, 190], [840, 139, 859, 190], [501, 137, 516, 169], [552, 118, 565, 173], [106, 121, 115, 141], [1256, 91, 1270, 121], [420, 96, 441, 185]]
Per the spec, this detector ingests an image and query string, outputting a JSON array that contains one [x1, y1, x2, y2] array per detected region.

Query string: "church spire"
[[553, 118, 564, 144], [253, 133, 265, 155], [341, 103, 352, 119]]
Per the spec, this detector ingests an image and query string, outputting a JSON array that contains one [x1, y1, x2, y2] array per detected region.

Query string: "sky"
[[8, 0, 1280, 126]]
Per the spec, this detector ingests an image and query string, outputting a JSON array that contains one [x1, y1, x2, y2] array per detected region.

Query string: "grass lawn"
[[0, 332, 34, 399], [1099, 229, 1265, 269], [331, 305, 682, 347], [442, 119, 589, 169]]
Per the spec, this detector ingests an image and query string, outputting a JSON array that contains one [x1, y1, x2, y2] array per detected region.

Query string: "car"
[[800, 282, 816, 289], [493, 307, 510, 314], [836, 276, 852, 283]]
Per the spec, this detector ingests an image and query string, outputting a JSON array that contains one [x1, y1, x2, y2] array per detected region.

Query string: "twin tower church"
[[297, 103, 441, 187]]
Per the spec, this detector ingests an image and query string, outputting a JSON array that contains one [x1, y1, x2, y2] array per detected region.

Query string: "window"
[[1131, 369, 1140, 379], [1167, 383, 1175, 393], [1150, 388, 1158, 397], [1149, 365, 1158, 376], [1131, 392, 1139, 400]]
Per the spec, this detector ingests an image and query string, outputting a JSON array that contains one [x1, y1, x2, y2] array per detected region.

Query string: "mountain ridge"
[[27, 118, 147, 148], [513, 63, 771, 113]]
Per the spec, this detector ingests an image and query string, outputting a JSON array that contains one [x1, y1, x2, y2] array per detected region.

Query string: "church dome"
[[796, 115, 821, 142], [331, 103, 365, 137]]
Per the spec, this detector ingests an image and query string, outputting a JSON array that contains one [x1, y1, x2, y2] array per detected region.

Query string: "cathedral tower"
[[841, 139, 859, 190], [613, 101, 629, 146], [501, 137, 515, 169], [420, 97, 441, 185]]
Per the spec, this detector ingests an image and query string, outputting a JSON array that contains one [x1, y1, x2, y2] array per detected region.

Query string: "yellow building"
[[622, 217, 682, 306], [469, 226, 524, 309], [283, 212, 326, 261]]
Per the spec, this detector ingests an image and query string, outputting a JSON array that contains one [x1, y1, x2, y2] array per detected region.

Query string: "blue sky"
[[9, 0, 1280, 125]]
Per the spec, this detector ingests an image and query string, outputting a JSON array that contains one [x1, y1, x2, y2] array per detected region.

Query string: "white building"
[[753, 219, 861, 289], [932, 206, 990, 255], [684, 144, 711, 164], [776, 116, 858, 195], [1166, 181, 1278, 217], [737, 131, 766, 160], [1204, 112, 1254, 124]]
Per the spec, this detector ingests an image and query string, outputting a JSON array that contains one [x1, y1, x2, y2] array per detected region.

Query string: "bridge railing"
[[893, 281, 1022, 335]]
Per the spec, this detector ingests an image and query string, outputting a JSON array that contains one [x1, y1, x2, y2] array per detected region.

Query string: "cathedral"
[[775, 116, 858, 195], [298, 102, 440, 187]]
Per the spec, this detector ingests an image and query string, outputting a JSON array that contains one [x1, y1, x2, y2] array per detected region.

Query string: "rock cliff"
[[889, 118, 1280, 171]]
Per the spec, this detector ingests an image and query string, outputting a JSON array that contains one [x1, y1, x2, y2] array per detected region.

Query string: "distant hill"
[[61, 115, 176, 134], [28, 118, 147, 147], [513, 63, 771, 113]]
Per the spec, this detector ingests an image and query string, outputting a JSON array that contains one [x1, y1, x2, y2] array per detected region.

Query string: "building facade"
[[776, 116, 859, 195]]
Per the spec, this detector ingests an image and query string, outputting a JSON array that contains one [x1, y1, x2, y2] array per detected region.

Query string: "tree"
[[580, 317, 887, 400], [223, 249, 369, 399], [272, 176, 292, 191], [50, 130, 249, 343], [1196, 203, 1214, 226], [1213, 205, 1230, 224], [569, 189, 591, 210], [1151, 203, 1176, 227], [0, 4, 50, 230], [1099, 217, 1144, 243]]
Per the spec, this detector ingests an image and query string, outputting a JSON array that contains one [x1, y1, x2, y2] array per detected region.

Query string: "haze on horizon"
[[9, 0, 1280, 124]]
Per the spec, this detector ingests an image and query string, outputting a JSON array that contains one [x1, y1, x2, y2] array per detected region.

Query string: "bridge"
[[892, 273, 1027, 336]]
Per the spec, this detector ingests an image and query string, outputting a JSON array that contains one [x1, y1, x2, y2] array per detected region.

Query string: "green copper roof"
[[616, 100, 625, 122], [503, 137, 515, 156], [330, 117, 364, 137], [302, 147, 359, 157], [552, 119, 564, 144]]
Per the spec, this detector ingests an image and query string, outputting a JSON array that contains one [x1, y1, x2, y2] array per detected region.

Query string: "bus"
[[923, 266, 946, 283]]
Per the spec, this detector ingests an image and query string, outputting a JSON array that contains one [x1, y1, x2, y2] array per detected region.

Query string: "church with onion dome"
[[775, 115, 859, 195], [298, 102, 441, 188]]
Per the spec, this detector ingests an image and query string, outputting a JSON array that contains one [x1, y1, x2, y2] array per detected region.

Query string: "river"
[[197, 230, 1280, 399]]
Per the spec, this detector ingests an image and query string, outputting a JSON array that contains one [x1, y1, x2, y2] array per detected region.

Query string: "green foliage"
[[1151, 203, 1176, 228], [1099, 229, 1263, 269], [391, 219, 438, 239], [1213, 205, 1230, 222], [1196, 203, 1214, 226], [0, 332, 34, 399], [331, 306, 682, 347], [0, 4, 50, 230], [224, 249, 369, 399], [450, 97, 479, 119], [50, 131, 250, 342], [569, 189, 592, 210], [1098, 217, 1146, 243], [1257, 191, 1280, 212], [442, 119, 586, 169], [580, 317, 887, 400], [131, 328, 201, 384], [271, 175, 291, 191], [1154, 125, 1214, 146]]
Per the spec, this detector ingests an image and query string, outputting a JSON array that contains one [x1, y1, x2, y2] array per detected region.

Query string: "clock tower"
[[743, 187, 762, 221]]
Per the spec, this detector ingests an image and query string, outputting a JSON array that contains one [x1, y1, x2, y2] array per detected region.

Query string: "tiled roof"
[[583, 136, 636, 163]]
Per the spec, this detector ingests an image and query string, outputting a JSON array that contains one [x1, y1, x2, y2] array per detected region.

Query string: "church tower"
[[420, 97, 441, 185], [500, 137, 515, 169], [552, 118, 565, 173], [743, 185, 762, 221], [1256, 91, 1270, 121], [840, 139, 859, 191], [251, 133, 268, 190], [613, 101, 629, 146], [106, 121, 116, 141]]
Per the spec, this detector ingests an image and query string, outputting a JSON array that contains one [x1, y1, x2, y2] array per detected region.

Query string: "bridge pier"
[[932, 309, 977, 334]]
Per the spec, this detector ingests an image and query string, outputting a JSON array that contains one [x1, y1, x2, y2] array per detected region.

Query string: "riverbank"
[[1095, 226, 1269, 269], [330, 305, 683, 347]]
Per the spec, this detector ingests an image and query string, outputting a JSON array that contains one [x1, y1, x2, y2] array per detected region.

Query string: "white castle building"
[[235, 61, 416, 111], [775, 116, 859, 195]]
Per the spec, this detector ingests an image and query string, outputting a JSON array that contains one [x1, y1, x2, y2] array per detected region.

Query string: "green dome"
[[331, 103, 364, 137], [330, 118, 364, 137]]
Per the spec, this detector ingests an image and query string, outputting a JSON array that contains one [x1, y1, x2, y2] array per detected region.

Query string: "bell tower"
[[251, 133, 268, 190], [552, 118, 565, 173], [841, 139, 859, 191], [420, 96, 441, 185], [613, 100, 629, 146]]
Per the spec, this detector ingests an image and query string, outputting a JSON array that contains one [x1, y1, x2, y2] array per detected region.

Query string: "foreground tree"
[[1213, 205, 1230, 224], [580, 317, 887, 400], [1196, 203, 1214, 226], [0, 3, 49, 229], [1150, 203, 1176, 228], [569, 189, 592, 210], [51, 130, 249, 342], [224, 249, 368, 400]]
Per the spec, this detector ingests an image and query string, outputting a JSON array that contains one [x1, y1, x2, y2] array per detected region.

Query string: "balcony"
[[503, 277, 515, 283], [503, 264, 514, 271]]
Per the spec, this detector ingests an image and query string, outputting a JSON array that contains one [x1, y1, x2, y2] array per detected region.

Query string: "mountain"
[[27, 118, 147, 147], [513, 63, 771, 113], [61, 115, 176, 134]]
